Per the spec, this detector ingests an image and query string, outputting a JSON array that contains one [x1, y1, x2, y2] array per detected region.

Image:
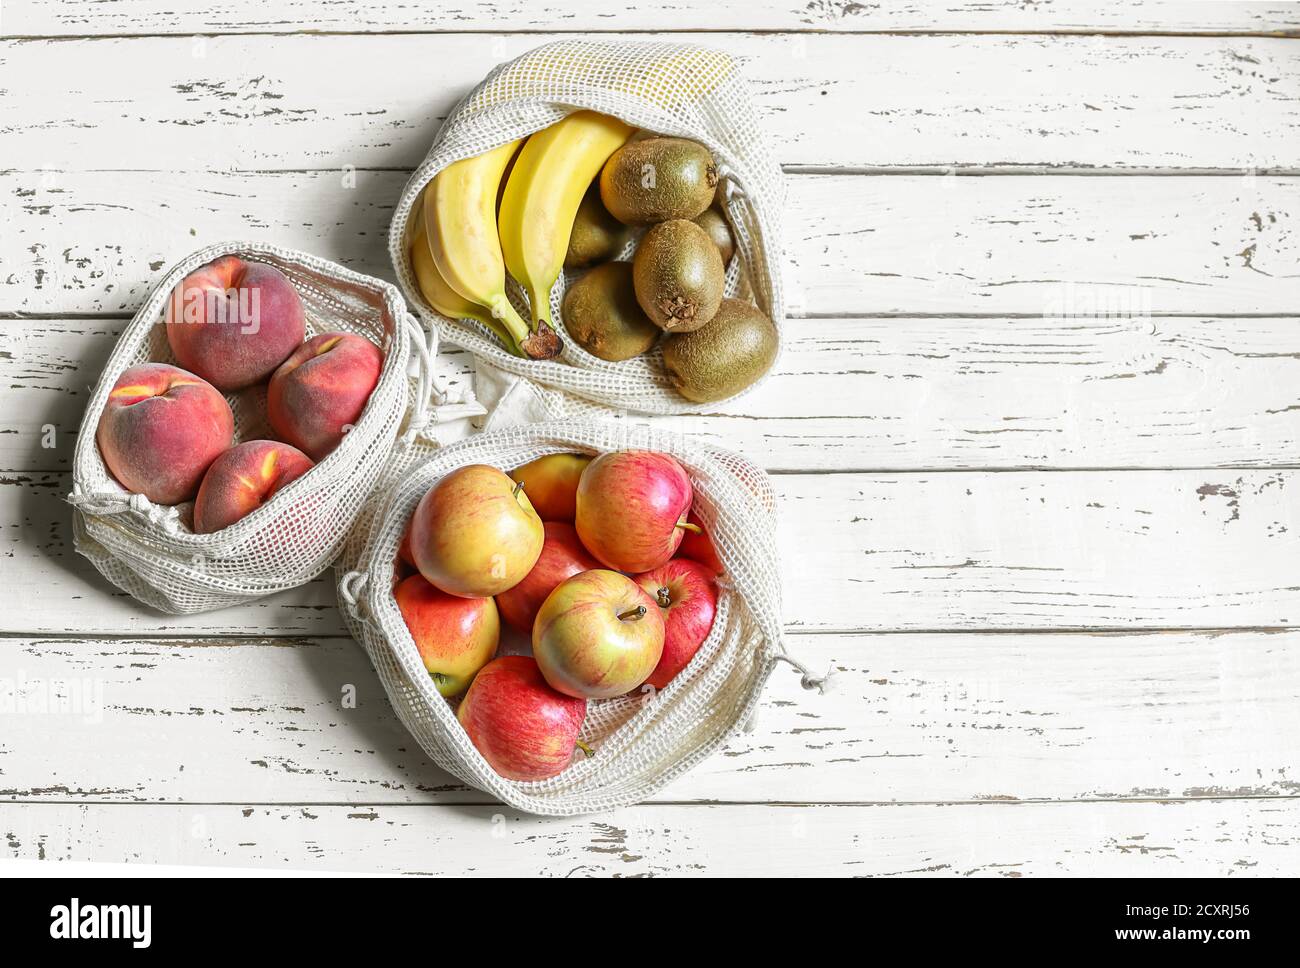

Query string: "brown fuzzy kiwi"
[[661, 298, 778, 403], [564, 183, 630, 270], [692, 207, 735, 264], [632, 219, 725, 333], [561, 262, 660, 362], [600, 137, 718, 225]]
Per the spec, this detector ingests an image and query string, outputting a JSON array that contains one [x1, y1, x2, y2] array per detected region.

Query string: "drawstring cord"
[[772, 652, 836, 695]]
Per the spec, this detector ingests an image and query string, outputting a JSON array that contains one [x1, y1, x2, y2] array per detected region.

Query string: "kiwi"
[[693, 206, 735, 264], [600, 137, 718, 225], [565, 183, 629, 269], [633, 219, 725, 333], [662, 298, 778, 403], [561, 262, 660, 362]]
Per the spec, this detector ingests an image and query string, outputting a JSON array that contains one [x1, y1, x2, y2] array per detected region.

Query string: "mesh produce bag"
[[388, 40, 785, 421], [67, 241, 480, 614], [336, 421, 825, 815]]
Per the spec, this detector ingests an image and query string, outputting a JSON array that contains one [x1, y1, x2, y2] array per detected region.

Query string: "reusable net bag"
[[336, 421, 826, 815], [67, 241, 480, 614], [388, 40, 785, 420]]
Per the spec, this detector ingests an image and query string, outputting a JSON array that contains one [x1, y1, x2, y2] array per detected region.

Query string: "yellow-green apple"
[[496, 521, 600, 633], [509, 453, 592, 521], [193, 439, 314, 533], [164, 256, 306, 391], [575, 451, 694, 572], [634, 558, 718, 690], [457, 655, 588, 781], [267, 332, 383, 460], [410, 464, 544, 598], [96, 362, 234, 505], [676, 510, 723, 575], [394, 574, 499, 696], [533, 569, 665, 699]]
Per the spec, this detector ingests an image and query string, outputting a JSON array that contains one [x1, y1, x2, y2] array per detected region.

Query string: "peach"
[[267, 332, 383, 460], [165, 256, 306, 391], [96, 363, 234, 505], [192, 439, 314, 534]]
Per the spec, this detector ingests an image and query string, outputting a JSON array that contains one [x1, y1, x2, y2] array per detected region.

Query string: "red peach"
[[96, 362, 234, 505], [267, 332, 383, 460], [192, 439, 314, 534], [496, 521, 601, 634], [165, 256, 306, 391]]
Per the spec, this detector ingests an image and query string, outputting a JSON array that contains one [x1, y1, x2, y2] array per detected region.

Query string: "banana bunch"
[[412, 111, 633, 359]]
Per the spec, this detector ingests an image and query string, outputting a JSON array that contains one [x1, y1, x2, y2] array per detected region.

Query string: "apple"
[[676, 510, 724, 575], [575, 450, 694, 572], [410, 464, 544, 598], [533, 569, 664, 699], [634, 558, 718, 690], [509, 453, 592, 522], [496, 521, 601, 634], [394, 574, 499, 697], [457, 655, 588, 782]]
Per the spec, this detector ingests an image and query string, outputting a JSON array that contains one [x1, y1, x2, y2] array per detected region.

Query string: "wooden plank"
[[3, 34, 1299, 172], [5, 170, 1299, 317], [1, 630, 1297, 805], [6, 468, 1299, 636], [7, 1, 1299, 37], [2, 799, 1296, 875], [10, 315, 1300, 475]]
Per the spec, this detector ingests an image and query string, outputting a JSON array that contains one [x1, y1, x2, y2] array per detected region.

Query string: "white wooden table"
[[3, 1, 1300, 876]]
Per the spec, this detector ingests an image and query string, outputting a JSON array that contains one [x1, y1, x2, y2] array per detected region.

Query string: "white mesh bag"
[[67, 241, 480, 614], [388, 40, 785, 420], [336, 421, 826, 815]]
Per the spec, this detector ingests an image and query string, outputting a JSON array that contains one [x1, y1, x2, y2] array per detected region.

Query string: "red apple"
[[496, 522, 601, 634], [676, 510, 724, 575], [575, 450, 693, 572], [164, 255, 306, 391], [634, 558, 718, 690], [457, 655, 588, 782], [533, 569, 664, 699], [509, 453, 591, 522], [410, 464, 544, 598], [394, 574, 499, 697]]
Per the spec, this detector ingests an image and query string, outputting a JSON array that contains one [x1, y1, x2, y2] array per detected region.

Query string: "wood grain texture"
[[3, 799, 1297, 875], [1, 630, 1297, 806], [5, 170, 1298, 317], [3, 33, 1298, 172], [9, 315, 1300, 474], [6, 468, 1299, 636], [7, 1, 1299, 37]]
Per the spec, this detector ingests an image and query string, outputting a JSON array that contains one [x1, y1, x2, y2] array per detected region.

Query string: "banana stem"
[[484, 296, 534, 355]]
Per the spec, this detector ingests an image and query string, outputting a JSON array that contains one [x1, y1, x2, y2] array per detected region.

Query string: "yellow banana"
[[409, 206, 522, 356], [498, 111, 633, 337], [425, 139, 557, 359]]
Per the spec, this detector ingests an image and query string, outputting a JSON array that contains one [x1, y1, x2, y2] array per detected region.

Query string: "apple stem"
[[617, 605, 647, 622], [576, 739, 594, 758], [512, 480, 525, 500], [678, 521, 703, 535], [656, 586, 672, 609]]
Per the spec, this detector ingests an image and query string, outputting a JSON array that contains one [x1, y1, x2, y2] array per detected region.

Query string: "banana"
[[498, 111, 634, 338], [409, 205, 522, 357], [424, 139, 557, 359]]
